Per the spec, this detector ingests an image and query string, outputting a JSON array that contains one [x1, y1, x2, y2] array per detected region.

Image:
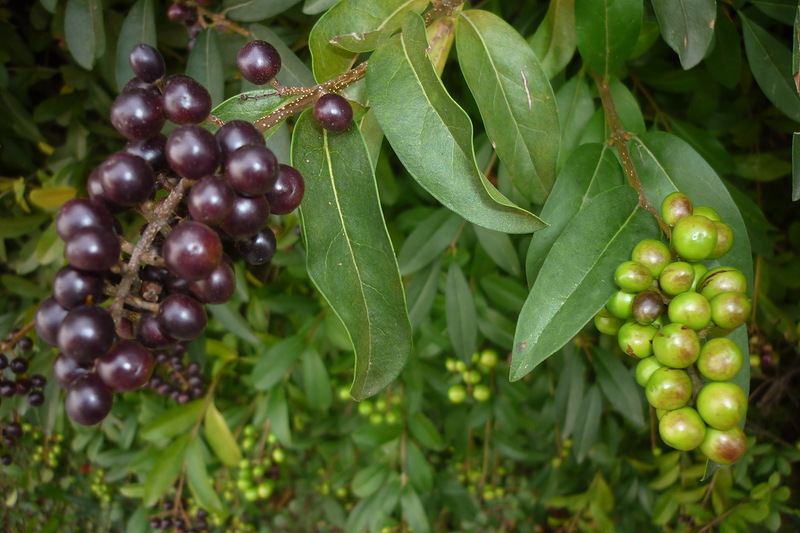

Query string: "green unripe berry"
[[615, 261, 653, 292], [471, 350, 480, 363], [617, 321, 658, 358], [239, 458, 250, 470], [700, 426, 747, 465], [661, 192, 693, 226], [606, 290, 635, 319], [463, 369, 481, 385], [698, 267, 747, 301], [455, 360, 467, 373], [631, 239, 672, 278], [667, 292, 711, 330], [709, 292, 751, 330], [693, 206, 721, 222], [691, 263, 708, 290], [479, 349, 499, 368], [369, 412, 384, 425], [696, 382, 747, 430], [237, 478, 253, 491], [707, 221, 734, 260], [252, 465, 266, 479], [376, 398, 387, 411], [448, 385, 466, 404], [257, 480, 274, 500], [697, 338, 744, 381], [672, 215, 718, 261], [272, 448, 285, 463], [385, 411, 399, 425], [652, 323, 701, 368], [244, 487, 259, 501], [645, 368, 693, 410], [594, 309, 625, 335], [242, 437, 256, 451], [338, 386, 351, 401], [635, 356, 664, 387], [473, 384, 491, 402], [659, 407, 706, 451], [445, 358, 458, 372], [656, 408, 668, 420], [631, 290, 665, 325], [357, 401, 373, 416], [659, 262, 695, 296]]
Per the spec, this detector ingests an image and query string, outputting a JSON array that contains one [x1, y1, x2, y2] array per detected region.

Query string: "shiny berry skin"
[[162, 75, 212, 124], [605, 290, 635, 320], [98, 152, 154, 206], [667, 292, 711, 331], [57, 305, 115, 363], [661, 192, 693, 226], [671, 215, 718, 261], [698, 267, 747, 301], [158, 294, 207, 341], [267, 164, 305, 214], [697, 338, 744, 382], [167, 3, 198, 25], [64, 226, 121, 272], [129, 44, 165, 83], [236, 227, 277, 265], [31, 374, 46, 388], [617, 321, 658, 359], [693, 206, 720, 221], [189, 260, 236, 304], [224, 145, 278, 197], [0, 454, 11, 466], [65, 373, 113, 426], [709, 292, 751, 330], [56, 199, 114, 241], [125, 134, 168, 173], [110, 88, 165, 140], [696, 382, 747, 430], [635, 356, 664, 387], [165, 124, 221, 180], [28, 390, 45, 407], [631, 239, 671, 278], [707, 221, 734, 260], [163, 221, 223, 281], [614, 260, 652, 292], [658, 261, 695, 296], [215, 120, 265, 160], [700, 427, 746, 465], [659, 407, 706, 451], [645, 367, 692, 410], [593, 308, 624, 336], [220, 195, 270, 239], [0, 381, 14, 397], [187, 176, 236, 224], [237, 40, 281, 85], [97, 340, 155, 392], [35, 297, 70, 347], [136, 313, 176, 350], [9, 357, 27, 374], [52, 353, 93, 389], [652, 323, 700, 368], [313, 93, 353, 132], [631, 290, 664, 325]]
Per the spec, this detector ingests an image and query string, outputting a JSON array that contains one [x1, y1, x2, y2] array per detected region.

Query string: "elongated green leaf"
[[64, 0, 105, 70], [706, 7, 742, 89], [592, 348, 644, 427], [554, 346, 586, 439], [293, 111, 411, 400], [555, 75, 594, 169], [529, 0, 576, 79], [252, 335, 304, 391], [574, 0, 642, 77], [304, 0, 337, 15], [572, 385, 602, 463], [223, 0, 302, 22], [752, 0, 797, 24], [406, 258, 441, 327], [140, 400, 204, 442], [186, 29, 223, 106], [445, 263, 477, 364], [478, 274, 526, 313], [302, 347, 333, 411], [398, 209, 463, 276], [331, 0, 429, 52], [401, 485, 431, 533], [368, 12, 544, 234], [250, 25, 315, 87], [793, 133, 800, 201], [208, 303, 259, 345], [741, 12, 800, 122], [309, 0, 428, 83], [209, 90, 294, 139], [652, 0, 716, 70], [456, 10, 559, 204], [185, 439, 224, 514], [526, 144, 624, 286], [268, 386, 292, 446], [474, 226, 521, 277], [203, 402, 242, 466], [511, 186, 658, 380], [352, 463, 390, 498], [0, 89, 44, 143], [115, 0, 156, 91], [408, 412, 445, 451], [143, 434, 190, 507]]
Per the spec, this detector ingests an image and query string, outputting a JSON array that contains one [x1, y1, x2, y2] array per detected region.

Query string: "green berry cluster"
[[234, 426, 281, 503], [445, 349, 498, 404], [350, 391, 402, 425], [595, 192, 750, 465]]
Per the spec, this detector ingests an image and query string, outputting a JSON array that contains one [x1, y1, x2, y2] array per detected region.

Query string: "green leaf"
[[143, 434, 190, 507], [670, 119, 735, 176], [140, 400, 204, 442], [303, 0, 337, 15], [351, 463, 390, 498], [592, 347, 645, 428], [302, 347, 333, 411], [706, 7, 742, 89], [651, 0, 716, 70], [209, 89, 294, 139], [398, 209, 463, 276], [28, 186, 77, 210], [0, 89, 44, 143], [445, 263, 477, 364], [268, 386, 292, 446], [293, 111, 412, 401], [186, 29, 223, 107], [405, 440, 434, 493], [115, 0, 156, 92], [511, 186, 658, 381], [529, 0, 577, 79], [407, 412, 445, 450], [252, 335, 304, 391], [249, 25, 315, 87], [474, 226, 521, 277], [400, 485, 431, 533], [185, 439, 224, 514], [203, 402, 242, 467], [330, 0, 429, 52], [456, 9, 560, 204], [406, 258, 441, 328], [555, 75, 595, 169], [223, 0, 303, 22], [309, 0, 428, 82], [208, 302, 260, 345], [64, 0, 105, 70], [572, 385, 602, 463], [752, 0, 797, 24], [367, 12, 545, 234], [478, 273, 527, 313], [574, 0, 642, 77], [793, 133, 800, 201], [741, 12, 800, 122], [735, 153, 792, 181], [526, 144, 624, 286], [554, 346, 586, 439], [0, 275, 50, 299]]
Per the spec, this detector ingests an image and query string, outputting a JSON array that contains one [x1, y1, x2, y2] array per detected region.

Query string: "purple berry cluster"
[[0, 336, 46, 409], [34, 43, 305, 427], [146, 344, 207, 405]]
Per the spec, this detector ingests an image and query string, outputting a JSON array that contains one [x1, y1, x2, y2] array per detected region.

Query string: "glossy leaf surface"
[[64, 0, 105, 70], [203, 402, 242, 467], [529, 0, 577, 79], [186, 29, 224, 106], [114, 0, 156, 91], [445, 263, 477, 364], [652, 0, 716, 70], [574, 0, 642, 77]]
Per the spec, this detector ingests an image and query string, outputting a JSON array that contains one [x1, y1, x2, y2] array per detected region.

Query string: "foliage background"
[[0, 0, 799, 531]]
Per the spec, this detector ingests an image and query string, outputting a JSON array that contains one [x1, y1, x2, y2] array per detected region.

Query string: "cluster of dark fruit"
[[0, 421, 24, 466], [166, 0, 210, 48], [150, 501, 210, 533], [33, 41, 307, 427], [594, 192, 750, 465], [147, 344, 206, 404], [0, 342, 47, 409]]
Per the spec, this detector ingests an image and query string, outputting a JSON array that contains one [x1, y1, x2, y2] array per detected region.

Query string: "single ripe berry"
[[165, 124, 221, 180], [671, 215, 718, 261], [667, 292, 711, 331], [237, 40, 282, 85], [167, 3, 198, 25], [189, 260, 236, 304], [631, 290, 664, 325], [56, 199, 114, 242], [697, 267, 747, 301], [696, 338, 743, 382], [709, 292, 751, 330], [707, 221, 734, 260], [215, 120, 266, 160], [27, 390, 45, 407], [187, 176, 236, 224], [652, 323, 700, 368], [110, 88, 165, 140], [98, 152, 155, 206], [594, 308, 624, 336], [631, 239, 671, 278], [236, 227, 277, 265], [693, 206, 721, 221], [96, 340, 155, 392], [617, 321, 658, 358], [659, 407, 706, 451], [220, 195, 270, 239], [125, 134, 168, 173], [129, 44, 165, 83], [605, 290, 635, 320], [158, 294, 207, 341], [35, 297, 70, 347], [658, 261, 695, 296], [700, 427, 746, 465], [64, 226, 121, 272], [52, 353, 93, 389], [31, 374, 46, 388], [696, 382, 747, 430], [58, 305, 116, 363], [635, 356, 664, 387], [163, 221, 223, 281], [65, 373, 113, 426], [9, 357, 28, 374], [136, 313, 176, 350], [313, 93, 353, 132], [224, 144, 278, 197], [266, 164, 305, 214], [645, 367, 692, 410], [661, 192, 693, 226], [162, 75, 213, 124], [614, 261, 652, 292]]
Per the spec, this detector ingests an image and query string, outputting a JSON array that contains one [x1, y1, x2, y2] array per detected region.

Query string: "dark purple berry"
[[167, 3, 198, 25], [313, 93, 353, 132], [187, 362, 201, 375], [125, 134, 168, 174], [31, 374, 46, 388], [110, 88, 165, 140], [15, 378, 32, 395], [122, 76, 159, 94], [98, 152, 154, 206], [237, 40, 281, 85], [165, 124, 221, 179], [220, 195, 270, 239], [129, 44, 165, 83], [215, 120, 265, 160], [224, 144, 278, 197], [137, 313, 177, 350], [0, 354, 6, 370], [65, 373, 113, 426], [266, 164, 305, 214], [27, 390, 45, 407], [9, 357, 27, 374], [187, 176, 235, 224], [64, 226, 121, 272], [162, 75, 212, 124], [52, 353, 92, 389], [35, 297, 70, 347], [0, 381, 15, 397], [165, 275, 191, 294], [56, 198, 114, 241], [189, 260, 235, 304], [236, 227, 276, 265], [139, 265, 169, 283], [3, 422, 21, 438], [97, 340, 155, 392], [57, 305, 115, 363], [0, 455, 11, 466], [17, 337, 32, 352], [158, 294, 207, 341], [163, 221, 223, 281], [53, 266, 106, 309]]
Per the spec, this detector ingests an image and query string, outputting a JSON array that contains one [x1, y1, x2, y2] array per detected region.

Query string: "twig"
[[0, 320, 35, 353]]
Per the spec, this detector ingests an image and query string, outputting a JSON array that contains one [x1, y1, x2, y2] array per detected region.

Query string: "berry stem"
[[592, 73, 671, 238], [0, 320, 35, 353]]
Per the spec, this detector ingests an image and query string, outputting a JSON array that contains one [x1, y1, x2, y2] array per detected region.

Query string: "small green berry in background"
[[0, 0, 798, 531]]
